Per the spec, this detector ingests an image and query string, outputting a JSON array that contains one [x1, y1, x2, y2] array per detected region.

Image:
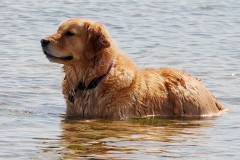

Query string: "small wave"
[[0, 108, 36, 114]]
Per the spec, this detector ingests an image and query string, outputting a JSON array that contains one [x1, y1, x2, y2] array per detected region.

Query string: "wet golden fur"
[[41, 18, 224, 119]]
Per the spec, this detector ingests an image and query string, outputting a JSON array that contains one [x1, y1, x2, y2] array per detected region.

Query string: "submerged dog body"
[[41, 18, 224, 119]]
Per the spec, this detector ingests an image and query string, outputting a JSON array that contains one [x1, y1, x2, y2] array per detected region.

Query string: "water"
[[0, 0, 239, 159]]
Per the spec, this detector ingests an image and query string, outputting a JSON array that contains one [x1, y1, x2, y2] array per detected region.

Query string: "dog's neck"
[[63, 48, 116, 90]]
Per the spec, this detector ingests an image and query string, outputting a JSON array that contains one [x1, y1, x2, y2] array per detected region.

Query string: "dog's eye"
[[65, 31, 75, 37]]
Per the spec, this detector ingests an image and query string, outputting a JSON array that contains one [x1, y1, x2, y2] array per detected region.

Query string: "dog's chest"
[[72, 88, 111, 118]]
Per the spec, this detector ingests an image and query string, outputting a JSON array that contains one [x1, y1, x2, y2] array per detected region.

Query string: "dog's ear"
[[84, 22, 110, 60]]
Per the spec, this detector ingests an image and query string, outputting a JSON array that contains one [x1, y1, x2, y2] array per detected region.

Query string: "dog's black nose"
[[41, 39, 50, 47]]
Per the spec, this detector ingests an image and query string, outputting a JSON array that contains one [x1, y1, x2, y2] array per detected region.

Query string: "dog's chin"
[[43, 50, 73, 63]]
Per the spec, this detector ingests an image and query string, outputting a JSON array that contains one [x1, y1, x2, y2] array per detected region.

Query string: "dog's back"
[[137, 68, 224, 117]]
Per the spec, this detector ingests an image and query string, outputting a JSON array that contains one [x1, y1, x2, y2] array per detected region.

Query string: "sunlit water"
[[0, 0, 239, 159]]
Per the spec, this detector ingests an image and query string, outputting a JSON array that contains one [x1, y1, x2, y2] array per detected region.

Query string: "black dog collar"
[[68, 61, 114, 103]]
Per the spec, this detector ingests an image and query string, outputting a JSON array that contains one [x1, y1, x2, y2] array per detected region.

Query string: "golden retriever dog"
[[41, 18, 224, 119]]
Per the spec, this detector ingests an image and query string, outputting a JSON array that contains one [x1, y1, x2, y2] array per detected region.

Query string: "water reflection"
[[56, 117, 215, 159]]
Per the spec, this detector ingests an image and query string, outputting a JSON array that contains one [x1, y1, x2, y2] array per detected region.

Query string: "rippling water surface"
[[0, 0, 239, 159]]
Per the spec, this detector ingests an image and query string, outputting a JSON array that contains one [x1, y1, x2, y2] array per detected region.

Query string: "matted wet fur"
[[41, 18, 224, 119]]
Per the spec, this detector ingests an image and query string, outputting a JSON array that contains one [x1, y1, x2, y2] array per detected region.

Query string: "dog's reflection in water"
[[56, 116, 214, 158]]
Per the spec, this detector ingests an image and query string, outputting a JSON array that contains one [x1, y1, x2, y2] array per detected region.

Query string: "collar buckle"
[[68, 90, 76, 103]]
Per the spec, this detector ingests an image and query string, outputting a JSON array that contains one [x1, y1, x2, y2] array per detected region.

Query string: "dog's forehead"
[[57, 19, 85, 31]]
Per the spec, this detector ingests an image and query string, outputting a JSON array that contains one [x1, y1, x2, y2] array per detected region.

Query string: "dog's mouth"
[[43, 50, 73, 61]]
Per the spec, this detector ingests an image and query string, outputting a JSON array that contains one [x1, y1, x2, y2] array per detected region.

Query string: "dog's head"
[[41, 18, 110, 64]]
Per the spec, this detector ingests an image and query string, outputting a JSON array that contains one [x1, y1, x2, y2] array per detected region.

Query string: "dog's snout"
[[41, 39, 50, 47]]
